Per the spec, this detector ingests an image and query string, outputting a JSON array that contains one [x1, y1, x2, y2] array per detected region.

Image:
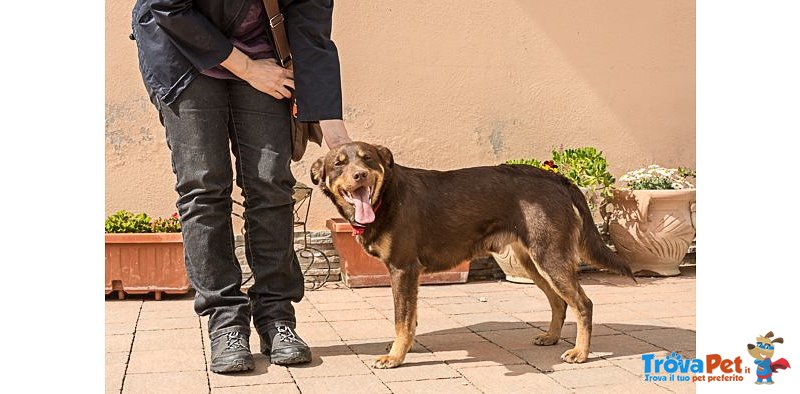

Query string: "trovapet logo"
[[746, 331, 791, 385], [641, 330, 792, 385]]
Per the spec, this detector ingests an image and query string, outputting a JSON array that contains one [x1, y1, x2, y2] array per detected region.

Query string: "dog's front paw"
[[533, 333, 560, 346], [560, 347, 589, 363], [372, 355, 403, 369]]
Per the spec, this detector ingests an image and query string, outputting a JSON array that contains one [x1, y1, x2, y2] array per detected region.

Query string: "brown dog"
[[310, 142, 634, 368]]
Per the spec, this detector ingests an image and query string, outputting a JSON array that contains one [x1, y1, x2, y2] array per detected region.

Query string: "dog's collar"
[[351, 199, 382, 236]]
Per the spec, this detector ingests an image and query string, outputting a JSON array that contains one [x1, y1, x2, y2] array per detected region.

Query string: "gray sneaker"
[[260, 322, 312, 365], [209, 331, 255, 373]]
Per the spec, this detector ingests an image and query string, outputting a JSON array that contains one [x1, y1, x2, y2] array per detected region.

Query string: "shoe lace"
[[276, 324, 299, 343], [225, 332, 248, 350]]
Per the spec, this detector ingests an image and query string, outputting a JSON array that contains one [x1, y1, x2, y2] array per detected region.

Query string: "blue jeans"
[[157, 74, 304, 339]]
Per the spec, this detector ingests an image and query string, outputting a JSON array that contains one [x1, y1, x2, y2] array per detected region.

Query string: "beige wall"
[[106, 0, 695, 230]]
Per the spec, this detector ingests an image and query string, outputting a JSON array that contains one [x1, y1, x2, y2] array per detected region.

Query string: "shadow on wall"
[[516, 0, 695, 161]]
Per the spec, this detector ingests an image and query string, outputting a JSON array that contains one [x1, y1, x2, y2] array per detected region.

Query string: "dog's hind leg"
[[373, 263, 420, 369], [511, 242, 567, 346], [527, 248, 593, 363]]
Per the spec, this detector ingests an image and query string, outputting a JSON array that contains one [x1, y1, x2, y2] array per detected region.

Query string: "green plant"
[[150, 213, 182, 233], [620, 165, 695, 190], [551, 147, 615, 199], [505, 158, 544, 168], [105, 210, 181, 233]]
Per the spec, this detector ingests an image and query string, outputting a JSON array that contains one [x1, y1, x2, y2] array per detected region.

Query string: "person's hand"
[[220, 48, 294, 99], [319, 119, 352, 149]]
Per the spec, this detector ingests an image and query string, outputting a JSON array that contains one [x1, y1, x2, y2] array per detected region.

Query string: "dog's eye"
[[362, 155, 372, 161], [334, 160, 344, 167]]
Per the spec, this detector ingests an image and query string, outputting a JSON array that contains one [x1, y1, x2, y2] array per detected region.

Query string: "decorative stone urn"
[[608, 189, 696, 276]]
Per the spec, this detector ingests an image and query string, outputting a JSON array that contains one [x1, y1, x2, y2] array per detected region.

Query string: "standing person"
[[131, 0, 351, 373]]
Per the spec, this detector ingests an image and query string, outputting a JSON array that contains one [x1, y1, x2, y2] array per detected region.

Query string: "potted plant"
[[501, 147, 616, 282], [326, 219, 470, 288], [105, 210, 189, 300], [608, 165, 696, 276]]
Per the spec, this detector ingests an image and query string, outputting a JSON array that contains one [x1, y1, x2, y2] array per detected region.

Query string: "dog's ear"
[[765, 331, 774, 338], [310, 157, 326, 186], [375, 145, 394, 168], [773, 337, 784, 344]]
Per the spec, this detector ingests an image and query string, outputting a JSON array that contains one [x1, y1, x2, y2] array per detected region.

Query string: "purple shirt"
[[202, 0, 274, 80]]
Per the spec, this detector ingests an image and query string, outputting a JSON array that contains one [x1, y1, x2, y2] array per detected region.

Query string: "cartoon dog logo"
[[747, 331, 791, 384]]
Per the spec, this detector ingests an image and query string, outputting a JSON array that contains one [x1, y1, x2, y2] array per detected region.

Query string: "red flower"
[[171, 212, 179, 219]]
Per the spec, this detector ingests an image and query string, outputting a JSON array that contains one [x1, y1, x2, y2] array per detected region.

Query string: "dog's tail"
[[566, 183, 635, 281]]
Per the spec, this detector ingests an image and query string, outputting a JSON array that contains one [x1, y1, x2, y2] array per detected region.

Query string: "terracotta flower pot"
[[105, 233, 190, 300], [326, 218, 470, 288], [608, 189, 696, 276]]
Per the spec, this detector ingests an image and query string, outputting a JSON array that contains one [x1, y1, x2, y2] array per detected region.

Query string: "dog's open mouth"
[[341, 186, 375, 224]]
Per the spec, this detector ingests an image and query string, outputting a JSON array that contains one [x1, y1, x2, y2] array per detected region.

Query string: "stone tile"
[[362, 296, 395, 310], [386, 378, 482, 394], [451, 311, 529, 332], [140, 299, 195, 312], [212, 383, 299, 394], [347, 338, 428, 359], [548, 365, 640, 388], [417, 286, 470, 298], [618, 301, 695, 319], [456, 281, 509, 293], [628, 328, 696, 353], [434, 301, 496, 315], [289, 351, 371, 378], [314, 301, 374, 311], [576, 381, 673, 393], [132, 328, 203, 352], [370, 357, 461, 382], [479, 327, 545, 351], [123, 371, 208, 394], [294, 374, 390, 394], [107, 351, 130, 365], [137, 317, 200, 331], [127, 349, 207, 374], [106, 334, 134, 353], [458, 365, 571, 393], [659, 316, 696, 331], [588, 334, 664, 360], [106, 362, 126, 393], [329, 319, 393, 340], [415, 332, 486, 350], [295, 307, 326, 323], [107, 321, 137, 336], [106, 301, 142, 323], [208, 354, 293, 388], [527, 322, 619, 340], [424, 296, 482, 305], [304, 290, 364, 304], [512, 342, 612, 372], [289, 322, 341, 343], [319, 308, 386, 322], [512, 310, 576, 326], [433, 341, 526, 369], [416, 309, 471, 335], [351, 286, 393, 298], [138, 307, 198, 320], [653, 380, 697, 394], [604, 319, 672, 333]]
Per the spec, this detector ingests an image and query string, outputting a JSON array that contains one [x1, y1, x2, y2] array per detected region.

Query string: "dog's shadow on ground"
[[292, 321, 695, 376]]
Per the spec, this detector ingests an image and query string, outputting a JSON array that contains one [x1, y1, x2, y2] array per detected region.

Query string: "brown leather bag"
[[263, 0, 324, 161]]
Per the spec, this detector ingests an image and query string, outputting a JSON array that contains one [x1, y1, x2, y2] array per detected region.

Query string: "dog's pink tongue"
[[352, 187, 375, 224]]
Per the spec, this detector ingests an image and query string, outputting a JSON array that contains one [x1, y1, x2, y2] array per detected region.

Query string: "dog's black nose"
[[353, 170, 368, 181], [747, 344, 755, 350]]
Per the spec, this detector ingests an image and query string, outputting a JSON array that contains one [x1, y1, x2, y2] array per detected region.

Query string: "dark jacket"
[[132, 0, 342, 121]]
